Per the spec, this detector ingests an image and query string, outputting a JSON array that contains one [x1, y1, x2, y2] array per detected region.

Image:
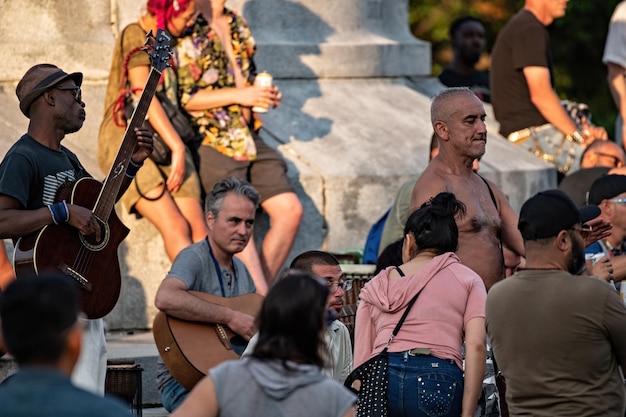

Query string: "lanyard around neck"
[[205, 237, 235, 297]]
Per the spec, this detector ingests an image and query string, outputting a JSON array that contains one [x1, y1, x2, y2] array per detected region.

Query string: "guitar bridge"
[[60, 263, 92, 292], [214, 324, 232, 350]]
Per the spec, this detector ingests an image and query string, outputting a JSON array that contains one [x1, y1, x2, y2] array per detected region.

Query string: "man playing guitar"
[[0, 63, 153, 393], [154, 177, 260, 412]]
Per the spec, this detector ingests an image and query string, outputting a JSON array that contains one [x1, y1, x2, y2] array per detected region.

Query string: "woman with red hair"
[[98, 0, 206, 262]]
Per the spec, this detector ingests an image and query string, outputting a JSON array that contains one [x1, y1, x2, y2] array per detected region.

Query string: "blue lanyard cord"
[[205, 237, 236, 298]]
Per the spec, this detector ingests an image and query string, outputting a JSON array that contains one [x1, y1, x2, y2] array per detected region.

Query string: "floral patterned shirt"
[[175, 10, 259, 161]]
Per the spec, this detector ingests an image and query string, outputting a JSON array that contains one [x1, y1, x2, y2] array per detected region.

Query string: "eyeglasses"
[[609, 198, 626, 205], [570, 224, 593, 240], [54, 86, 82, 103], [327, 279, 352, 292]]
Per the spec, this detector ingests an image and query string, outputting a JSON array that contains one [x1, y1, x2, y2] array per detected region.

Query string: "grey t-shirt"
[[156, 239, 256, 391]]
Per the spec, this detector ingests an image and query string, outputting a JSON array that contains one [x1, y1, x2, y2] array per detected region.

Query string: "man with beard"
[[242, 250, 353, 383], [486, 189, 626, 416], [439, 16, 490, 103]]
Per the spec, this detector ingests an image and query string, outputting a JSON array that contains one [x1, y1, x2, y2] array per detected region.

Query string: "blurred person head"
[[580, 140, 624, 169], [524, 0, 570, 25], [251, 270, 330, 368], [403, 192, 466, 260], [375, 238, 404, 274], [588, 174, 626, 244], [0, 273, 82, 372], [449, 16, 486, 68], [147, 0, 198, 36]]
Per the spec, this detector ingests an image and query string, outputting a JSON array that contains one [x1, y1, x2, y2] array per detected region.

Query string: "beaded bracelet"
[[126, 159, 144, 178]]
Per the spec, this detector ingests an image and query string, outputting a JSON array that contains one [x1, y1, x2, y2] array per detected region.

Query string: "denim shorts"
[[386, 352, 463, 417]]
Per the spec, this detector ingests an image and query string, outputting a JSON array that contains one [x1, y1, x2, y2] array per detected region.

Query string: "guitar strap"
[[205, 237, 236, 297]]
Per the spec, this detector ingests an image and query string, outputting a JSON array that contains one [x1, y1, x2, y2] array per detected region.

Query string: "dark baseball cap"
[[16, 64, 83, 118], [518, 189, 600, 240], [588, 174, 626, 205]]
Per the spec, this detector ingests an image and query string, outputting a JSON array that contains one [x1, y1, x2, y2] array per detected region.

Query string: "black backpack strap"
[[478, 174, 498, 211], [478, 174, 506, 276]]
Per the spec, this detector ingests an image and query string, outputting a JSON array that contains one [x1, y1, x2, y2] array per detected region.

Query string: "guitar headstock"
[[144, 29, 173, 73]]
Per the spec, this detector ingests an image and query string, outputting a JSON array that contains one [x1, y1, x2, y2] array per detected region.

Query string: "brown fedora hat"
[[16, 64, 83, 118]]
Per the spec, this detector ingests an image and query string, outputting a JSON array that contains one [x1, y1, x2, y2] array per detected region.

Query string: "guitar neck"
[[95, 67, 162, 220]]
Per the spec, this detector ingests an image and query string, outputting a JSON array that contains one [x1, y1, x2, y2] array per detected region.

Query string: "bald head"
[[431, 87, 480, 125], [581, 140, 625, 169]]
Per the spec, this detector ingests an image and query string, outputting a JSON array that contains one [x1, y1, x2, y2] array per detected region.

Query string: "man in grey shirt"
[[154, 177, 260, 412]]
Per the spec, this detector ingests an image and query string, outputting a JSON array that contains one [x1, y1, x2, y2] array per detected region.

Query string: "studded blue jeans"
[[386, 352, 463, 417]]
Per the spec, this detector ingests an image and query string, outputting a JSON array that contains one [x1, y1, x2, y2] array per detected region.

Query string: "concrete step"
[[142, 407, 169, 417]]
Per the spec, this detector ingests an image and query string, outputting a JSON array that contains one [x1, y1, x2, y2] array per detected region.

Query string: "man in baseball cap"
[[486, 188, 626, 416], [517, 189, 600, 243]]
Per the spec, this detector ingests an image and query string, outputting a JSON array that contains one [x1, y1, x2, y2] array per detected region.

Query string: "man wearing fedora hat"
[[486, 189, 626, 416], [0, 63, 153, 394]]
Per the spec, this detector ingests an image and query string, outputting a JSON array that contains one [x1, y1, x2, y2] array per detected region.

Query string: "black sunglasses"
[[53, 86, 82, 102]]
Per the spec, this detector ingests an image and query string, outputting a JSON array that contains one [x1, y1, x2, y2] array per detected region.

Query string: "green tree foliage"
[[409, 0, 622, 134]]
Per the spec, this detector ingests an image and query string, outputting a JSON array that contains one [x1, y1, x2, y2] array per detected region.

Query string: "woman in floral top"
[[98, 0, 208, 262], [174, 0, 303, 292]]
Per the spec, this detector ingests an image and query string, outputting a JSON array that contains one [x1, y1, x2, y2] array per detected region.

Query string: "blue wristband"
[[48, 201, 69, 225], [126, 160, 143, 178]]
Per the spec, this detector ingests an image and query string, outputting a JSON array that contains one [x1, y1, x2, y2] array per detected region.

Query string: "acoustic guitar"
[[13, 29, 174, 319], [153, 291, 264, 391]]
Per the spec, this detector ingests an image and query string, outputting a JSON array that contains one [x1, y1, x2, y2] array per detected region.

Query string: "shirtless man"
[[410, 87, 524, 290]]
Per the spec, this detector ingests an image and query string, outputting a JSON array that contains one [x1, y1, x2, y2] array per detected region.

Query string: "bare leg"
[[174, 196, 208, 243], [236, 238, 268, 295], [0, 242, 14, 290], [260, 192, 303, 285], [134, 186, 193, 262]]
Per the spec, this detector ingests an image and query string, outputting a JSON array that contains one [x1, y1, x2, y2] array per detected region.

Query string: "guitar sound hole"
[[80, 218, 110, 251], [230, 335, 248, 356]]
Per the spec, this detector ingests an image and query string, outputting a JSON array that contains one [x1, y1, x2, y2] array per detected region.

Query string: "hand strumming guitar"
[[227, 310, 256, 341]]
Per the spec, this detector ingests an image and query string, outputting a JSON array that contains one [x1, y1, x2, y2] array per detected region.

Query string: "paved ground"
[[143, 407, 169, 416]]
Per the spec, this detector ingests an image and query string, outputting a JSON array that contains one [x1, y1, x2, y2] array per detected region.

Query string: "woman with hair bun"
[[354, 192, 487, 417], [98, 0, 207, 262]]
